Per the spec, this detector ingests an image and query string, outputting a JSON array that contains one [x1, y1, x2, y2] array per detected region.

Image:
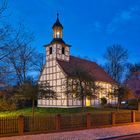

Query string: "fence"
[[0, 110, 140, 137]]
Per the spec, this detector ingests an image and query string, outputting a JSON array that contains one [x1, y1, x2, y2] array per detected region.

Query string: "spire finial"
[[52, 12, 63, 29], [57, 12, 59, 19]]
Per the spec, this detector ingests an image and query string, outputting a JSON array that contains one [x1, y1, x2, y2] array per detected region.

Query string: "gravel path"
[[1, 124, 140, 140]]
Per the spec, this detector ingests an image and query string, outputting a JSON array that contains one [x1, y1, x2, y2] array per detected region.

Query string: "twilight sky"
[[8, 0, 140, 64]]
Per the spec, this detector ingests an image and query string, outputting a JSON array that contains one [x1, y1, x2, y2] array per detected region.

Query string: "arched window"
[[62, 47, 65, 54], [50, 47, 52, 54]]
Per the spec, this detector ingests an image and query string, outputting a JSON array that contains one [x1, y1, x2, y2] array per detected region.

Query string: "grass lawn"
[[0, 107, 131, 117]]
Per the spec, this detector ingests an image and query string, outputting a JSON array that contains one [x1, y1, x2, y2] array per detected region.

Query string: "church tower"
[[45, 13, 70, 62], [38, 14, 71, 107]]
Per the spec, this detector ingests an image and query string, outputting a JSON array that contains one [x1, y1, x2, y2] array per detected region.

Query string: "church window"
[[50, 47, 52, 54], [56, 32, 60, 38], [62, 47, 65, 54]]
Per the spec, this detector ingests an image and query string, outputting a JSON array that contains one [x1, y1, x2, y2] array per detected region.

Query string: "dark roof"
[[57, 56, 116, 84], [51, 38, 65, 44], [44, 38, 71, 47], [52, 16, 63, 29]]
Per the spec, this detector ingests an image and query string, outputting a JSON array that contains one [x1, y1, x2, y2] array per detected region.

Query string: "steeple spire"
[[52, 13, 63, 29], [57, 12, 59, 19]]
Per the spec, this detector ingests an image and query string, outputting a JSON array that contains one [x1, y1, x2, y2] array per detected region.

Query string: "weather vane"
[[57, 12, 59, 18]]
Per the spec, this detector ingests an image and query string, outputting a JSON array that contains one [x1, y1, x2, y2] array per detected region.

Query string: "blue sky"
[[7, 0, 140, 64]]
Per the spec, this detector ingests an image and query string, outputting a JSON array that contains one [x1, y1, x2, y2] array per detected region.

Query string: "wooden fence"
[[0, 110, 140, 137]]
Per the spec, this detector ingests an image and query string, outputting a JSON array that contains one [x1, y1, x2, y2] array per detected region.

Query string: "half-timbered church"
[[38, 15, 117, 107]]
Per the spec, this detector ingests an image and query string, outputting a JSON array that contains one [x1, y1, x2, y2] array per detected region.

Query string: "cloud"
[[106, 6, 140, 34], [121, 11, 131, 20], [94, 22, 102, 32]]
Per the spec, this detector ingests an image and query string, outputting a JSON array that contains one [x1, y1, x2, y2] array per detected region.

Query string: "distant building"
[[38, 14, 117, 107]]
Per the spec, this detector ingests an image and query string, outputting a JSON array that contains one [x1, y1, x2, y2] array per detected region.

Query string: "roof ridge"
[[70, 55, 96, 64]]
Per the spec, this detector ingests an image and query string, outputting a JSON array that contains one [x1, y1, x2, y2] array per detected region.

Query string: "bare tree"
[[126, 63, 140, 79], [0, 0, 7, 18], [3, 25, 36, 85], [0, 23, 45, 86], [104, 44, 128, 83], [0, 0, 13, 87], [32, 52, 45, 73]]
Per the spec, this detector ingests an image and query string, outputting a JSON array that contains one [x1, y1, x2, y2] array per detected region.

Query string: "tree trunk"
[[32, 99, 35, 117], [31, 99, 35, 130], [67, 94, 69, 106], [117, 102, 120, 111], [81, 96, 84, 108], [138, 100, 140, 111], [117, 98, 121, 111], [80, 81, 84, 108]]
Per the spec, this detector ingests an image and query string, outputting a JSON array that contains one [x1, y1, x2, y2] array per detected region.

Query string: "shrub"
[[122, 99, 138, 110], [101, 97, 107, 106], [0, 99, 16, 111]]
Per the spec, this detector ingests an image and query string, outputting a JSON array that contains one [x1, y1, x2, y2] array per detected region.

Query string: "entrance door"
[[86, 96, 91, 106]]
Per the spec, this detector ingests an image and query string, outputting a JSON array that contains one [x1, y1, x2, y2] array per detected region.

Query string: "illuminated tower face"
[[53, 25, 63, 39]]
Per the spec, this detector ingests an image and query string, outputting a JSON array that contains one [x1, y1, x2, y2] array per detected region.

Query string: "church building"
[[38, 14, 117, 107]]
